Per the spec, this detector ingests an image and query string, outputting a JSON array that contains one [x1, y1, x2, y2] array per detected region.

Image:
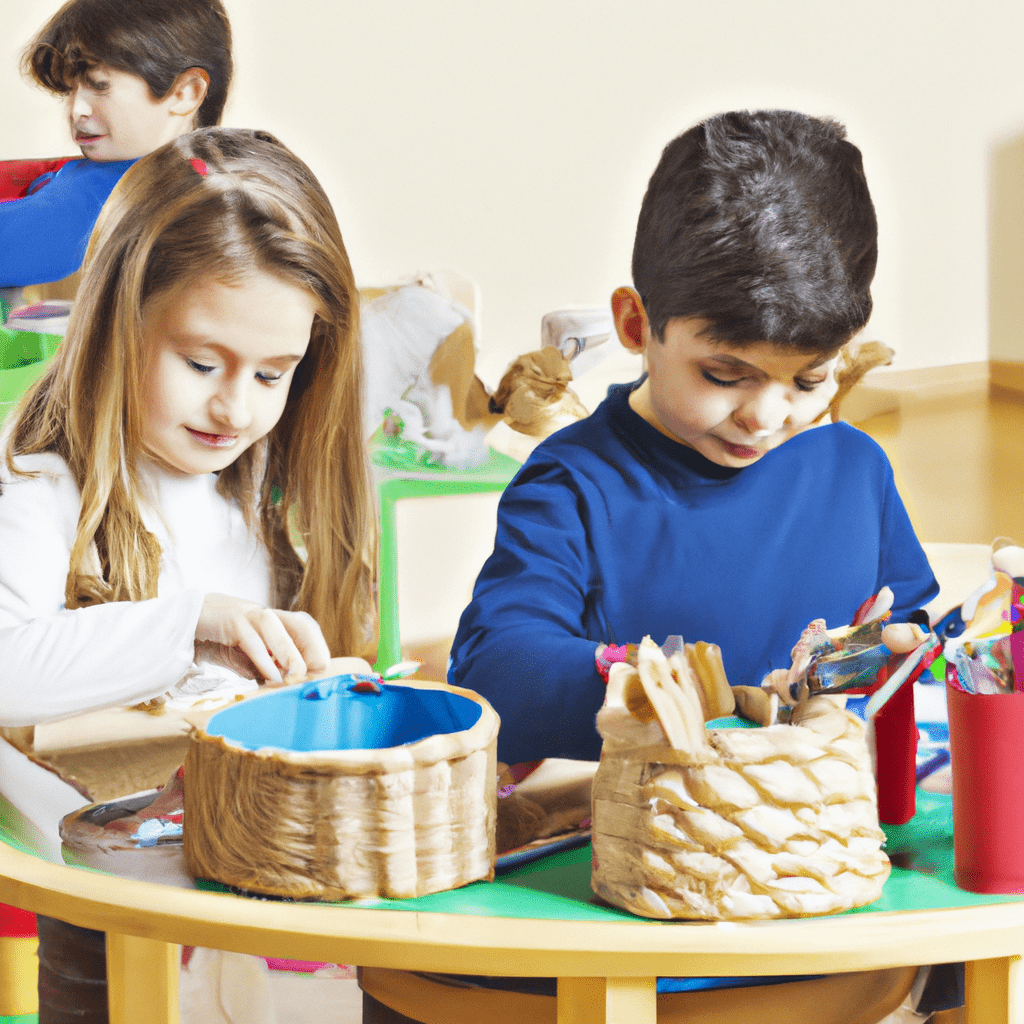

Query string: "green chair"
[[0, 328, 61, 425], [371, 432, 521, 673]]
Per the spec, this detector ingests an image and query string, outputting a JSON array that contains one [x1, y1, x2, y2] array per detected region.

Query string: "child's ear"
[[167, 68, 210, 121], [611, 287, 651, 354]]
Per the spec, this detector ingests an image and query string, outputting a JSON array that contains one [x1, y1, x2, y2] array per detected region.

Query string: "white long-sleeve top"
[[0, 451, 273, 726]]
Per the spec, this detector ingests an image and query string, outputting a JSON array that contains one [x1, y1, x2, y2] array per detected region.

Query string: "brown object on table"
[[684, 640, 735, 720], [495, 763, 547, 854], [184, 677, 500, 901], [37, 736, 190, 803], [732, 685, 779, 727], [2, 710, 193, 803], [591, 638, 889, 920]]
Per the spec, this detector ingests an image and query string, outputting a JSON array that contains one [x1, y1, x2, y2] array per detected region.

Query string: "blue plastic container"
[[205, 678, 484, 753]]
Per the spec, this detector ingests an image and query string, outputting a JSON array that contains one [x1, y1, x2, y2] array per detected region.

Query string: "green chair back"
[[0, 328, 61, 425]]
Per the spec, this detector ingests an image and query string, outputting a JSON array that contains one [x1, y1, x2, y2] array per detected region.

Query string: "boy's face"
[[623, 309, 840, 468], [68, 66, 191, 162]]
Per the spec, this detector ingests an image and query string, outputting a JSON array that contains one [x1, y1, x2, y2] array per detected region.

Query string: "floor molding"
[[865, 361, 990, 393], [844, 361, 991, 422], [990, 359, 1024, 400]]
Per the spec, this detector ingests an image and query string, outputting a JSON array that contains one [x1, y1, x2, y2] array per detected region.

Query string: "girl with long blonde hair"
[[0, 126, 376, 724]]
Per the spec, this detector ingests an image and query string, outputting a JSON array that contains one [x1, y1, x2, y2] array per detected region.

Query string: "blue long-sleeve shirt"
[[0, 157, 134, 287], [449, 381, 938, 763]]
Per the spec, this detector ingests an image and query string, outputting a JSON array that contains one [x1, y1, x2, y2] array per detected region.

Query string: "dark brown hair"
[[632, 110, 878, 354], [24, 0, 232, 127]]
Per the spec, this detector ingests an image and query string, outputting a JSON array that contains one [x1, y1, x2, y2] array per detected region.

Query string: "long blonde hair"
[[6, 127, 376, 656]]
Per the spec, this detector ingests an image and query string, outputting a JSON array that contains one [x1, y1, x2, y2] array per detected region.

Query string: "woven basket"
[[184, 678, 499, 900], [591, 645, 889, 920]]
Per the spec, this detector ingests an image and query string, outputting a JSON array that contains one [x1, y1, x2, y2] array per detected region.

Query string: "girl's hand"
[[196, 594, 330, 684]]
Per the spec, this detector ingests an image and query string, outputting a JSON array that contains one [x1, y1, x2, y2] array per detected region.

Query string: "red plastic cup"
[[856, 650, 924, 826], [873, 679, 917, 825], [947, 680, 1024, 893]]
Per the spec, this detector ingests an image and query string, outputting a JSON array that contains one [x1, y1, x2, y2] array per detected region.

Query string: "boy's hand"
[[595, 642, 640, 683], [196, 594, 330, 684]]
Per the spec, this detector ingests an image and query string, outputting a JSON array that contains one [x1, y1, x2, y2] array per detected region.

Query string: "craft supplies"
[[60, 767, 192, 887], [764, 603, 937, 826], [925, 548, 1024, 893], [183, 676, 499, 901], [863, 636, 940, 718], [943, 570, 1023, 695], [946, 681, 1024, 893], [590, 638, 889, 921]]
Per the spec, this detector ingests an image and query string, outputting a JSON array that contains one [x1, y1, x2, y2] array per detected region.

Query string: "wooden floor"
[[854, 387, 1024, 546]]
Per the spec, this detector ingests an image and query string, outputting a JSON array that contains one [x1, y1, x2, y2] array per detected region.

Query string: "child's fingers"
[[193, 640, 260, 680], [196, 594, 329, 684], [275, 610, 330, 674], [197, 594, 281, 679], [244, 608, 310, 684], [232, 613, 290, 683]]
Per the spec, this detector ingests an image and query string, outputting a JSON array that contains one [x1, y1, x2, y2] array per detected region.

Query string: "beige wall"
[[4, 0, 1022, 649], [4, 0, 1024, 383], [989, 133, 1024, 366]]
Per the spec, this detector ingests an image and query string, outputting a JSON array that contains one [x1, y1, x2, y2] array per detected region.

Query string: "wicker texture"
[[591, 642, 889, 920], [184, 683, 498, 900]]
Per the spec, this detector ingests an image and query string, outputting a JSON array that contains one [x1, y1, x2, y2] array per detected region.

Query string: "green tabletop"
[[190, 790, 1024, 922]]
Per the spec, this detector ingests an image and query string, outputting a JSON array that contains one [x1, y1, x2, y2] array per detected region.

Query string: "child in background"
[[0, 126, 376, 1020], [359, 110, 950, 1024], [1, 0, 233, 290], [449, 109, 938, 766]]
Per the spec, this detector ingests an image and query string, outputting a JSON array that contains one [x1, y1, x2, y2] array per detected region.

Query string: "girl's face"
[[141, 271, 318, 477]]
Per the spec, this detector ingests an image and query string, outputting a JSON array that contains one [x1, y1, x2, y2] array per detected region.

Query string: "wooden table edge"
[[3, 839, 1024, 978]]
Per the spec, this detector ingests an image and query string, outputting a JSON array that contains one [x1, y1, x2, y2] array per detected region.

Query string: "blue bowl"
[[205, 677, 484, 753]]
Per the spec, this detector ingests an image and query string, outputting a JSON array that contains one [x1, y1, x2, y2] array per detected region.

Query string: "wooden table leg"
[[557, 977, 657, 1024], [965, 956, 1022, 1024], [106, 932, 180, 1024]]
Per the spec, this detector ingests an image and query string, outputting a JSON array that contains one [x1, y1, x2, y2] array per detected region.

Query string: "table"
[[0, 791, 1022, 1024]]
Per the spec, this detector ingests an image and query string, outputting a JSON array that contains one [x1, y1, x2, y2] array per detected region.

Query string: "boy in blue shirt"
[[363, 110, 952, 1024], [450, 109, 938, 766], [1, 0, 233, 290]]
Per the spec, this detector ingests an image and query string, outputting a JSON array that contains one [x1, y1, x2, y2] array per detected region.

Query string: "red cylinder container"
[[947, 680, 1024, 893]]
